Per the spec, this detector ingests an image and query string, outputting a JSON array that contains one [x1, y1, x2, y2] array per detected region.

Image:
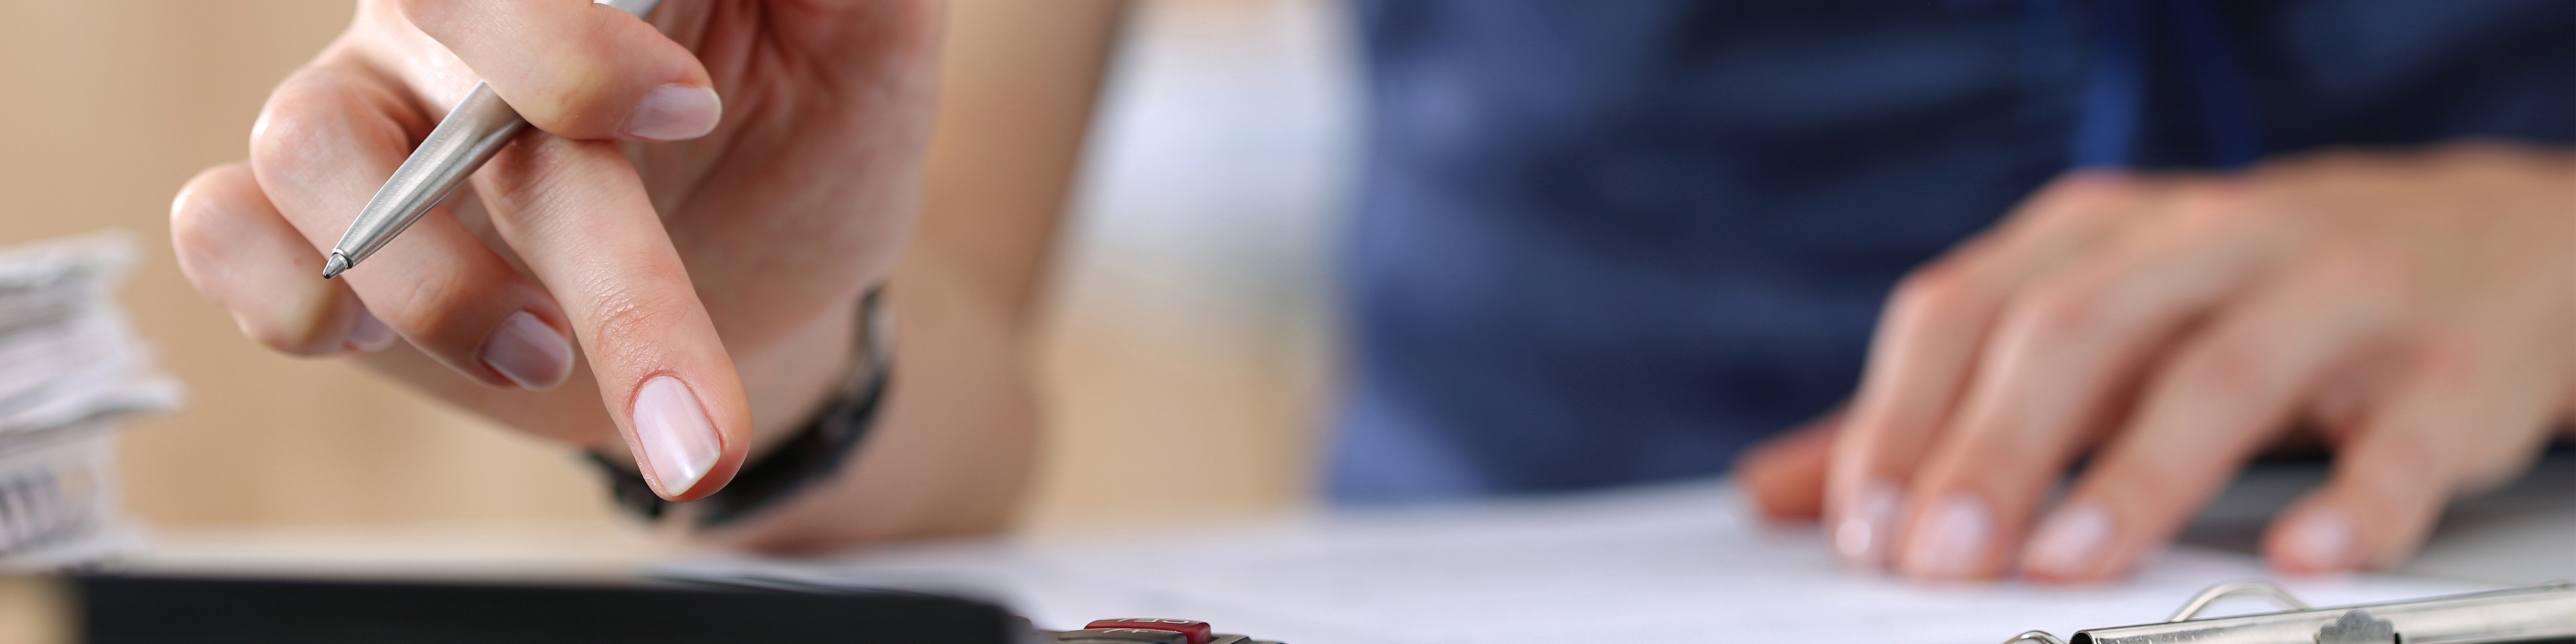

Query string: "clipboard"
[[2004, 580, 2575, 644], [1035, 580, 2576, 643]]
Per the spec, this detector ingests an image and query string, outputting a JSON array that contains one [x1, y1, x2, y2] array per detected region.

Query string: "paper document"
[[0, 231, 180, 570], [666, 480, 2485, 643]]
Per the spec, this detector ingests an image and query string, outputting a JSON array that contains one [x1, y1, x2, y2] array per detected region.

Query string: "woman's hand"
[[170, 0, 942, 501], [1742, 142, 2576, 582]]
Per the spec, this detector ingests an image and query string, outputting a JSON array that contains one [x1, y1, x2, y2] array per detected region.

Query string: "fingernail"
[[2026, 500, 2112, 577], [621, 83, 721, 141], [2284, 507, 2355, 572], [1834, 480, 1904, 567], [1902, 493, 1992, 580], [631, 376, 721, 498], [347, 307, 396, 352], [480, 311, 573, 390]]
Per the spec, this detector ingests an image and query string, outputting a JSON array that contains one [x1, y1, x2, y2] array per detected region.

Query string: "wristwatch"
[[589, 287, 893, 527]]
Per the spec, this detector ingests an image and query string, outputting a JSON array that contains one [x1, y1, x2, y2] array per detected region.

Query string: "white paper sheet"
[[669, 480, 2487, 643], [0, 231, 176, 568]]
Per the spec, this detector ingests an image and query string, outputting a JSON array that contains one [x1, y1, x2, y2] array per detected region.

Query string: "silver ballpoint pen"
[[321, 0, 667, 279]]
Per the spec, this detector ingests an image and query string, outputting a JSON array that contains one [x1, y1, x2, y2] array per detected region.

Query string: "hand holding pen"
[[168, 0, 941, 502]]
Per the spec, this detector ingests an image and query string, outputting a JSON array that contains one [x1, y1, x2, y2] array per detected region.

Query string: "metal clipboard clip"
[[2003, 580, 2576, 644]]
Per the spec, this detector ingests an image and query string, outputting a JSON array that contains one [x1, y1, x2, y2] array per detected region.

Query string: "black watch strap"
[[590, 288, 892, 528]]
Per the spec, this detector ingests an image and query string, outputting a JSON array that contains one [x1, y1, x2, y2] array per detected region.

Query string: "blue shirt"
[[1329, 0, 2576, 503]]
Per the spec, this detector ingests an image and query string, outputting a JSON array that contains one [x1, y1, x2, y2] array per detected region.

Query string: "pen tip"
[[322, 252, 350, 280]]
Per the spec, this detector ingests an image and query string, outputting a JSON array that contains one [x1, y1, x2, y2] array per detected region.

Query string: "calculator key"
[[1055, 628, 1189, 644], [1085, 619, 1214, 643]]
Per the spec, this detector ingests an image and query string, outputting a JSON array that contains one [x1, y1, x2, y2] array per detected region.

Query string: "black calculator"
[[28, 574, 1284, 644]]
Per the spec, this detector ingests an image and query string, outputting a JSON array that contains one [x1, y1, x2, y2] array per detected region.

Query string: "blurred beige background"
[[0, 0, 1352, 555]]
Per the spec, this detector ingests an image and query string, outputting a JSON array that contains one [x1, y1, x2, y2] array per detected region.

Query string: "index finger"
[[474, 130, 750, 500], [397, 0, 718, 141], [1827, 173, 2155, 566]]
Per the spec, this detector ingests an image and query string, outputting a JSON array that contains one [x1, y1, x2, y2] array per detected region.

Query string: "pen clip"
[[2002, 580, 2316, 644], [2001, 631, 2066, 644], [2165, 579, 2310, 623]]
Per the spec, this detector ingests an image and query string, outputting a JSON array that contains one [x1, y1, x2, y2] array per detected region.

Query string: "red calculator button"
[[1085, 619, 1213, 644]]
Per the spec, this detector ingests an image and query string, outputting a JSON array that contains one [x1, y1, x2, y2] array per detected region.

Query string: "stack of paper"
[[669, 480, 2489, 644], [0, 231, 181, 570]]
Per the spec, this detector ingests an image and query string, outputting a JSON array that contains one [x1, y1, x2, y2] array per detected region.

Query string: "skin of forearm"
[[697, 0, 1130, 551], [704, 250, 1044, 552], [728, 296, 862, 459]]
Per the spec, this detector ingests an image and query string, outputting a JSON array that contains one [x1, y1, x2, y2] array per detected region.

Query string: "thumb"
[[398, 0, 720, 142], [1737, 410, 1845, 520]]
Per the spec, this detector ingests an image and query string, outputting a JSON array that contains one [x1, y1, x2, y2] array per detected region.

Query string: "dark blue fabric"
[[1328, 0, 2575, 503]]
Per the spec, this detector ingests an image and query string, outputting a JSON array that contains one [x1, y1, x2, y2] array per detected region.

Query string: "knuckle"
[[2039, 171, 2142, 209], [168, 167, 284, 313], [527, 57, 621, 132], [374, 273, 485, 350], [250, 72, 380, 176], [2169, 184, 2251, 226], [2168, 184, 2298, 249], [250, 322, 333, 356], [167, 207, 227, 290], [1888, 263, 1990, 328], [167, 179, 230, 258], [2169, 337, 2275, 405], [2296, 244, 2404, 305], [240, 292, 347, 357], [168, 169, 225, 228], [168, 166, 261, 236], [2090, 458, 2196, 515], [2402, 332, 2483, 389], [2005, 281, 2106, 343], [582, 274, 700, 364], [250, 80, 331, 158], [2020, 172, 2148, 226]]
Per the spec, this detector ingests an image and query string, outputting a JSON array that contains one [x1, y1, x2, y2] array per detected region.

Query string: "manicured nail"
[[1902, 493, 1992, 580], [480, 311, 573, 390], [631, 376, 720, 498], [2284, 507, 2355, 572], [347, 307, 395, 352], [2026, 500, 2112, 578], [621, 83, 721, 141], [1834, 480, 1904, 567]]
